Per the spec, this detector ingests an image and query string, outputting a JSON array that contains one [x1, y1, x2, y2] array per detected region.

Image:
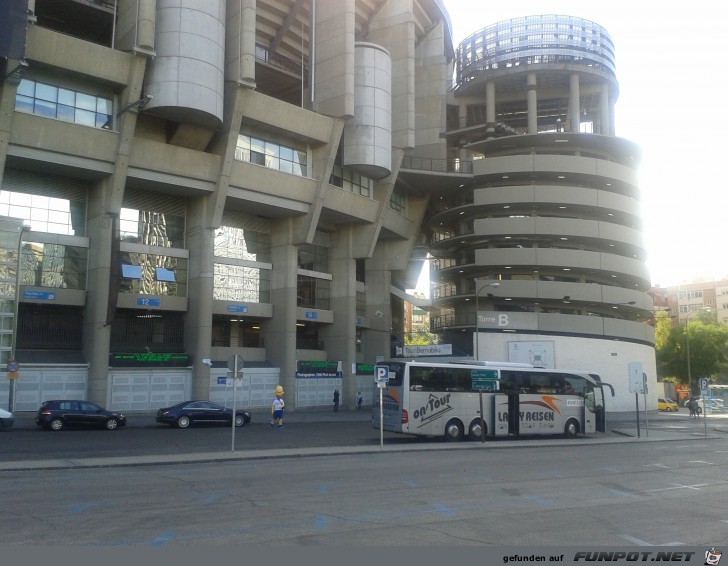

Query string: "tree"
[[653, 310, 674, 351], [656, 317, 728, 391]]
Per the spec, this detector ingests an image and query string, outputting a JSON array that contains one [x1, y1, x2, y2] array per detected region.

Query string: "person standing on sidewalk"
[[333, 389, 340, 412], [356, 391, 363, 410], [270, 385, 285, 428]]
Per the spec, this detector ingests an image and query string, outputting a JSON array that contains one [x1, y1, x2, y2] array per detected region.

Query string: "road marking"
[[620, 534, 684, 546], [687, 460, 714, 465], [434, 502, 456, 516]]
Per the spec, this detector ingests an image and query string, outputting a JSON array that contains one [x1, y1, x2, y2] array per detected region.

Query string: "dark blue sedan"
[[156, 401, 251, 429]]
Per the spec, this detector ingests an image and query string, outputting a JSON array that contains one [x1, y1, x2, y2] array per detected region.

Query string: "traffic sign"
[[6, 360, 18, 373], [699, 377, 710, 392], [227, 355, 244, 373], [375, 366, 389, 383]]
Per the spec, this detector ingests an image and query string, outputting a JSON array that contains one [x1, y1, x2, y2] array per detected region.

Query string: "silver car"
[[0, 407, 15, 429]]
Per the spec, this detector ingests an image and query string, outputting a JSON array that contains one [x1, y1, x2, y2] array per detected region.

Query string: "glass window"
[[118, 251, 187, 297], [214, 225, 271, 262], [15, 79, 113, 131], [18, 242, 88, 290], [0, 190, 86, 237], [235, 134, 307, 177], [213, 263, 271, 303]]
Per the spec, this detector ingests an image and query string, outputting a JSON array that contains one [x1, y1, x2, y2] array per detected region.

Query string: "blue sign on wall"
[[23, 290, 56, 300], [137, 297, 160, 307], [227, 305, 249, 313], [305, 311, 317, 319]]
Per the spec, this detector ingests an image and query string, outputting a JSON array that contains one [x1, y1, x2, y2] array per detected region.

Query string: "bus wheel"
[[468, 418, 486, 440], [444, 420, 464, 442], [564, 419, 579, 439]]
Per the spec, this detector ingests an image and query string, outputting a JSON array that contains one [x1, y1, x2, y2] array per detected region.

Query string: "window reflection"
[[19, 242, 87, 290], [119, 208, 185, 248], [16, 79, 113, 130], [119, 252, 187, 297]]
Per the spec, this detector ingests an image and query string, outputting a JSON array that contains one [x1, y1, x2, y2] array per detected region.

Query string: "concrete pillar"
[[115, 0, 156, 52], [321, 227, 357, 408], [527, 72, 537, 134], [226, 0, 257, 86], [264, 221, 299, 407], [414, 20, 448, 159], [600, 82, 611, 136], [569, 73, 580, 133], [184, 200, 215, 400], [361, 245, 393, 363], [366, 0, 416, 150], [83, 182, 115, 405], [0, 81, 19, 188], [486, 80, 496, 135], [314, 0, 355, 117]]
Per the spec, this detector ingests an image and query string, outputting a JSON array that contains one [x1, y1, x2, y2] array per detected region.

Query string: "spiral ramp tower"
[[426, 15, 654, 411]]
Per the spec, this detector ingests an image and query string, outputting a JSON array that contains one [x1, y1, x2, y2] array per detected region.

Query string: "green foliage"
[[405, 331, 439, 345], [656, 315, 728, 392]]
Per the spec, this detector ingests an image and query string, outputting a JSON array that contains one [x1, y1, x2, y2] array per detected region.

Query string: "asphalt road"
[[2, 437, 727, 547]]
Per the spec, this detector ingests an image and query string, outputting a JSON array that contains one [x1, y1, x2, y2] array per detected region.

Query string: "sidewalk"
[[3, 409, 728, 473]]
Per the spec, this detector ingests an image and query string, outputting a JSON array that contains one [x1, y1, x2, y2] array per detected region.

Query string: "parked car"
[[36, 400, 127, 431], [0, 407, 15, 429], [657, 397, 679, 412], [703, 399, 726, 413], [156, 401, 252, 429]]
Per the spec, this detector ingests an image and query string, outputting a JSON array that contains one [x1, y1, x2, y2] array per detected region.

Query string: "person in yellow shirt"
[[270, 385, 285, 428]]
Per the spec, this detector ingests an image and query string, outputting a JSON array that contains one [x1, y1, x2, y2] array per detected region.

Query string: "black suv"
[[36, 400, 127, 431]]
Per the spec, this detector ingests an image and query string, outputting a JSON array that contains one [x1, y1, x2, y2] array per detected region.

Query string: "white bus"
[[372, 360, 614, 441]]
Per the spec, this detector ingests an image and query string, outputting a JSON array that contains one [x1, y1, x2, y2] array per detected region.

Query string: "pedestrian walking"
[[270, 385, 285, 428], [333, 388, 340, 412], [356, 391, 363, 410]]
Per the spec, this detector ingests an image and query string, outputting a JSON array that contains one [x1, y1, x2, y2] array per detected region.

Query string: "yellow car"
[[658, 397, 679, 412]]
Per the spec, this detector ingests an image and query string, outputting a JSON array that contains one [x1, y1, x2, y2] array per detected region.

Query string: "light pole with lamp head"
[[686, 306, 711, 399], [8, 224, 29, 412], [474, 281, 500, 361]]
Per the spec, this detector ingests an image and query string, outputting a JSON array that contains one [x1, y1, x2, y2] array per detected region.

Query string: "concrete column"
[[314, 0, 355, 117], [486, 80, 496, 135], [83, 53, 149, 405], [361, 245, 393, 363], [0, 81, 19, 188], [527, 72, 537, 134], [264, 221, 299, 407], [366, 0, 416, 150], [115, 0, 156, 52], [569, 73, 580, 133], [600, 82, 611, 136], [225, 0, 257, 86], [83, 185, 114, 405], [321, 227, 357, 408], [184, 200, 216, 400]]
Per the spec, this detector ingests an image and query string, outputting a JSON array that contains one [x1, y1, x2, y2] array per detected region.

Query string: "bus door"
[[583, 386, 597, 434], [584, 385, 611, 434]]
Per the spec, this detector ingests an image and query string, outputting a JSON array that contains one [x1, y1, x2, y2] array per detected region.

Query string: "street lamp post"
[[686, 306, 711, 398], [8, 225, 29, 412], [474, 281, 500, 361]]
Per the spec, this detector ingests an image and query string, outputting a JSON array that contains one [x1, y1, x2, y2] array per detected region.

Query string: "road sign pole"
[[231, 355, 237, 452]]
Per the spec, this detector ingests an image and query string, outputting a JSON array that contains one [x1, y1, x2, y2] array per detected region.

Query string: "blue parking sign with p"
[[376, 366, 389, 383]]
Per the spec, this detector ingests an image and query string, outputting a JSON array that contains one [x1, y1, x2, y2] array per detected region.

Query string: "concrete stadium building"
[[0, 2, 653, 413]]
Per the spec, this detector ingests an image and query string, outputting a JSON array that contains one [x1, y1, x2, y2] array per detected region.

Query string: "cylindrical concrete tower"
[[343, 42, 392, 180], [428, 15, 653, 412], [144, 0, 226, 128]]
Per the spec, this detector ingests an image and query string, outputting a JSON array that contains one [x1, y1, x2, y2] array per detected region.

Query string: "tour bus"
[[372, 360, 614, 441]]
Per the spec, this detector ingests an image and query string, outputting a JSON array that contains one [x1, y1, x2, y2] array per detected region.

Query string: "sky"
[[440, 0, 728, 288]]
